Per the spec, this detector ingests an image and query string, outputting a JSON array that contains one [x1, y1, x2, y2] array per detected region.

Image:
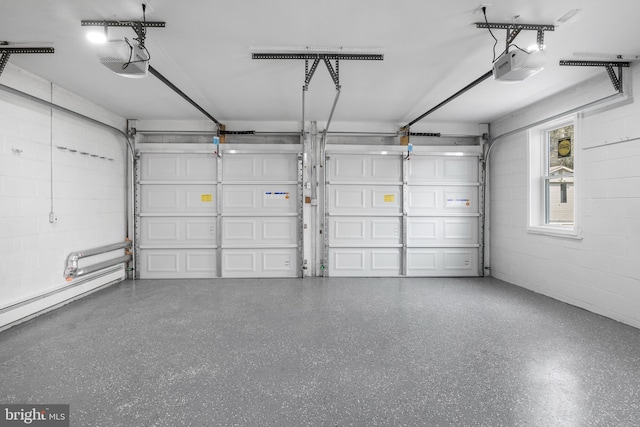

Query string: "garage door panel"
[[142, 154, 217, 181], [331, 154, 401, 182], [332, 156, 366, 180], [372, 188, 400, 209], [407, 186, 478, 215], [223, 219, 255, 241], [408, 157, 477, 183], [223, 154, 298, 182], [330, 185, 402, 214], [407, 217, 478, 246], [146, 220, 178, 241], [223, 251, 255, 272], [407, 250, 438, 272], [222, 217, 296, 246], [263, 251, 294, 271], [371, 251, 401, 270], [406, 248, 478, 276], [141, 217, 216, 245], [186, 188, 215, 210], [329, 248, 401, 276], [408, 158, 438, 181], [443, 219, 477, 240], [140, 249, 216, 278], [223, 188, 256, 209], [222, 249, 297, 277], [141, 185, 216, 213], [444, 250, 475, 271], [330, 217, 401, 245], [223, 185, 297, 214], [334, 188, 366, 209], [443, 158, 478, 181], [371, 157, 402, 182], [262, 218, 297, 241], [407, 219, 438, 243], [185, 220, 217, 241], [143, 156, 179, 181]]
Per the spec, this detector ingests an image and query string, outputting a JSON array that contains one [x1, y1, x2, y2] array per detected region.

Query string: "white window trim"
[[527, 114, 583, 239]]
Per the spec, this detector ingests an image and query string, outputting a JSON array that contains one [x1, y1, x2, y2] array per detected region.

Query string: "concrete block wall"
[[0, 64, 127, 318], [489, 64, 640, 328]]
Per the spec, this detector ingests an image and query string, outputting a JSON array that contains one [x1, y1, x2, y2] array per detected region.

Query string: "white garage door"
[[325, 146, 481, 277], [136, 145, 302, 279], [220, 150, 301, 278], [138, 152, 218, 278]]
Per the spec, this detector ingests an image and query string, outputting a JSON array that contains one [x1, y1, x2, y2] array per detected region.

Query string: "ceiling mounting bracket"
[[559, 60, 630, 92], [254, 52, 381, 90], [80, 20, 165, 47], [0, 42, 55, 77], [476, 22, 554, 50], [81, 20, 165, 29], [252, 53, 383, 61]]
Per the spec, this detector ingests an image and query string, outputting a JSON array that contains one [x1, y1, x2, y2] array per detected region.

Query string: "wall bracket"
[[559, 60, 630, 92]]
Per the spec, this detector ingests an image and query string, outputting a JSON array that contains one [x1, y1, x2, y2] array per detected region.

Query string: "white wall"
[[0, 64, 128, 328], [489, 64, 640, 329]]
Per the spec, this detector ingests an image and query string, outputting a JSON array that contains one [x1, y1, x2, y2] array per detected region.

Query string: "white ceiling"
[[1, 0, 639, 130]]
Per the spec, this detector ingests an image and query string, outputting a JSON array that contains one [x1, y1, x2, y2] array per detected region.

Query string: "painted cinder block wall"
[[0, 64, 127, 312], [488, 63, 640, 329]]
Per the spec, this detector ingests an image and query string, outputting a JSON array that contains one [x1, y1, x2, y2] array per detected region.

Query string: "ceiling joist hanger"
[[559, 60, 630, 93], [0, 43, 55, 76]]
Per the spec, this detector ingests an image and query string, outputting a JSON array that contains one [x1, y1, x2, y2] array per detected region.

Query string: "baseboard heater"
[[64, 241, 132, 280], [0, 241, 132, 332]]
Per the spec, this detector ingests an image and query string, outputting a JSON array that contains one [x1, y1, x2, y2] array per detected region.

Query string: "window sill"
[[527, 225, 583, 240]]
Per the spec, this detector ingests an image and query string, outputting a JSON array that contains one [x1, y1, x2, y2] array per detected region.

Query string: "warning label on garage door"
[[264, 192, 290, 200], [446, 197, 470, 207]]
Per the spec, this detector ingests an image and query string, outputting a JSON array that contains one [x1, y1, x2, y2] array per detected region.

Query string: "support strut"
[[559, 60, 630, 93], [0, 53, 9, 76]]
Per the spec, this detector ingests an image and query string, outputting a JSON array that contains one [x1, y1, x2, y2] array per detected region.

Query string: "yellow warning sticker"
[[201, 194, 213, 202], [384, 194, 395, 202]]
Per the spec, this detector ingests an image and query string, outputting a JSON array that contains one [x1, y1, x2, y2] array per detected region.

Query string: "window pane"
[[545, 177, 574, 224], [548, 124, 574, 175]]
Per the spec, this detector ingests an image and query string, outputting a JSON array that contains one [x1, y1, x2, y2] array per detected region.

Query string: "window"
[[528, 116, 581, 238]]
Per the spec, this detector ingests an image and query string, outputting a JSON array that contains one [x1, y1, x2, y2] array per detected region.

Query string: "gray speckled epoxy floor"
[[1, 277, 640, 426]]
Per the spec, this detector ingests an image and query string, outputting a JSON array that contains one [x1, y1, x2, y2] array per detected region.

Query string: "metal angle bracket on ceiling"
[[252, 53, 383, 61], [475, 22, 555, 50], [254, 52, 382, 89], [80, 20, 166, 43], [559, 60, 630, 92], [0, 43, 55, 76]]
